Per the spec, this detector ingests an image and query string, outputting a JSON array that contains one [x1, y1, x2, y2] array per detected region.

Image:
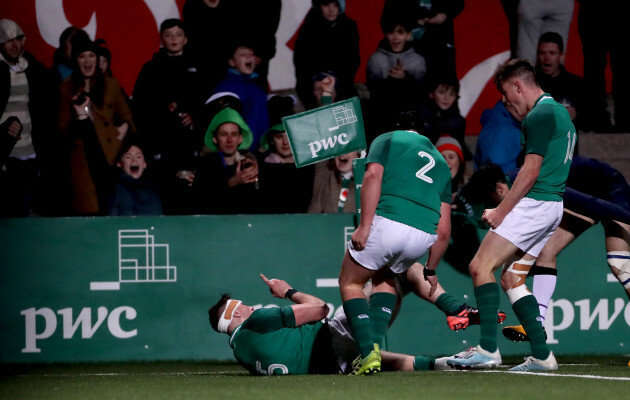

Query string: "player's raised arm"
[[260, 274, 329, 325], [260, 274, 326, 305]]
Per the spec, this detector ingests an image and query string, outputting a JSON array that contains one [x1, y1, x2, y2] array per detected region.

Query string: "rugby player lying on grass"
[[208, 270, 462, 375]]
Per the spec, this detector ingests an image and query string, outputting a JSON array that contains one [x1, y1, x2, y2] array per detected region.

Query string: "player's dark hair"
[[493, 58, 539, 91], [394, 110, 431, 134], [208, 293, 231, 332], [460, 163, 506, 206], [538, 31, 564, 52]]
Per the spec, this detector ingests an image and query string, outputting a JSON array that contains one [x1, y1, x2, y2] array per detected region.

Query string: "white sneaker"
[[433, 357, 454, 370], [509, 352, 558, 371], [446, 345, 502, 369]]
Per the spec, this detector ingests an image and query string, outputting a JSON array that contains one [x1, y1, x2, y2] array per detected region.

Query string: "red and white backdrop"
[[1, 0, 590, 134]]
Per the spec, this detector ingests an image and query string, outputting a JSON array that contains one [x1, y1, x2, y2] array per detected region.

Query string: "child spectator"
[[435, 134, 465, 197], [366, 14, 427, 137], [258, 124, 314, 214], [108, 140, 163, 216], [132, 18, 206, 181], [77, 126, 162, 216], [183, 0, 281, 91], [381, 0, 464, 82], [293, 0, 360, 110], [417, 77, 470, 160], [307, 150, 361, 214], [186, 107, 261, 214], [212, 43, 269, 152]]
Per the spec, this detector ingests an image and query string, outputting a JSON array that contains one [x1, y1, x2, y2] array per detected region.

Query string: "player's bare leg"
[[405, 262, 445, 302]]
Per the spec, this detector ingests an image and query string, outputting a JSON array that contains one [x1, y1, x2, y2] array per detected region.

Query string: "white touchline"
[[492, 371, 630, 381], [20, 371, 244, 377]]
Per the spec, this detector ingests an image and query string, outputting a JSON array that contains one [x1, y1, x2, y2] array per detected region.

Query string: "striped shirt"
[[0, 53, 35, 160]]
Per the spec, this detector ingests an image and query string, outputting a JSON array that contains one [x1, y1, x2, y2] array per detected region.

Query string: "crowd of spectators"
[[0, 0, 625, 219]]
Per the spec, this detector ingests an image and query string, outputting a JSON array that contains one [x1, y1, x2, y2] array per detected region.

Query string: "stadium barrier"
[[1, 214, 628, 363]]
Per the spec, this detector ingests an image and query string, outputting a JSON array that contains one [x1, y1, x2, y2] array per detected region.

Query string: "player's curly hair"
[[208, 293, 231, 332]]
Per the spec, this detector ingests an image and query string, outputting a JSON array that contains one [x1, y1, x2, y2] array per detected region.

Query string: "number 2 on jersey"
[[416, 151, 435, 183]]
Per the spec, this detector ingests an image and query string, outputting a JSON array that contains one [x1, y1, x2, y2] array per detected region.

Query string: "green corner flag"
[[282, 97, 366, 168]]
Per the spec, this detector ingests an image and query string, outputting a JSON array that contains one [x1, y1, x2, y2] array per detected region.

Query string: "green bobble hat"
[[204, 107, 253, 152], [259, 123, 286, 151]]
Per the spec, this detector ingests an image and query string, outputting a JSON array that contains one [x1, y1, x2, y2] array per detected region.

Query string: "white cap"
[[0, 19, 24, 44], [205, 91, 240, 105]]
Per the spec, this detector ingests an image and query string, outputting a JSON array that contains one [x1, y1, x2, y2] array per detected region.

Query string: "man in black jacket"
[[0, 19, 56, 217], [535, 31, 585, 131]]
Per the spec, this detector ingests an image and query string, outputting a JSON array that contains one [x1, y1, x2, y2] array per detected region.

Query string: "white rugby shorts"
[[491, 197, 563, 257], [348, 215, 438, 274]]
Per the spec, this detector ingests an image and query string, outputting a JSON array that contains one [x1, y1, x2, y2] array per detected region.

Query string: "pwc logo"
[[21, 228, 177, 353], [307, 104, 359, 158]]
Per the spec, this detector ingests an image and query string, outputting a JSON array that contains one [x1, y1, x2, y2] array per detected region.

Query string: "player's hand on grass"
[[260, 274, 291, 299]]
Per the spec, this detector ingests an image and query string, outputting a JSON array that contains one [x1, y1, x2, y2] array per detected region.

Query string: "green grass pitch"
[[1, 356, 629, 400]]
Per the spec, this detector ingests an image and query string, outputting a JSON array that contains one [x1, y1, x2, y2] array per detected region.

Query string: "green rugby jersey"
[[367, 130, 451, 234], [229, 306, 323, 375], [523, 94, 576, 201]]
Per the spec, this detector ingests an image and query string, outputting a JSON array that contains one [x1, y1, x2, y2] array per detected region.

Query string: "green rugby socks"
[[413, 356, 435, 370], [476, 282, 500, 352], [513, 294, 550, 360], [369, 292, 397, 348], [435, 292, 465, 315], [343, 298, 374, 357]]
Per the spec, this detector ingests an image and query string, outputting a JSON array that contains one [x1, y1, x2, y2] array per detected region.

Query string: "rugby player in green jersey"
[[338, 128, 453, 375], [208, 273, 454, 375], [447, 59, 576, 371]]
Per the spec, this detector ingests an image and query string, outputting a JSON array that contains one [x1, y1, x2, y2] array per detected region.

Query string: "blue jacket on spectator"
[[475, 100, 522, 173], [213, 68, 269, 152]]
